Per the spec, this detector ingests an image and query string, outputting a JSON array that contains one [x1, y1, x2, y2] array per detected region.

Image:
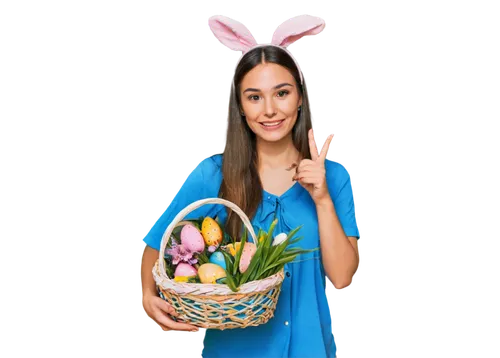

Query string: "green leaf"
[[225, 274, 239, 292], [188, 276, 201, 283], [221, 258, 240, 292], [287, 236, 305, 247], [233, 228, 247, 276], [272, 248, 319, 272], [260, 246, 320, 278], [260, 234, 304, 274], [251, 225, 303, 280], [220, 249, 234, 274], [239, 243, 264, 285], [261, 245, 269, 270], [264, 219, 278, 247], [281, 247, 319, 259], [263, 235, 303, 269], [248, 256, 263, 282], [197, 251, 210, 265], [260, 219, 277, 265], [165, 259, 175, 279], [261, 255, 298, 277], [233, 270, 241, 287], [285, 225, 303, 242], [166, 232, 180, 249]]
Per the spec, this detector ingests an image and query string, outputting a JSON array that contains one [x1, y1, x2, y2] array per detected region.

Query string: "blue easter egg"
[[209, 251, 227, 270]]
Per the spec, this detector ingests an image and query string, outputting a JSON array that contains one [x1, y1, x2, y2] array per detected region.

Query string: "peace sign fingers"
[[309, 129, 333, 162]]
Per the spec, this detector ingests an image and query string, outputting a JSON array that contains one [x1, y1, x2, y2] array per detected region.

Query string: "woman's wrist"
[[314, 196, 334, 210]]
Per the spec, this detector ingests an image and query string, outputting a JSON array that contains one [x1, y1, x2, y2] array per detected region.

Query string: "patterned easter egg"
[[180, 224, 205, 253], [239, 242, 257, 273], [201, 217, 223, 246]]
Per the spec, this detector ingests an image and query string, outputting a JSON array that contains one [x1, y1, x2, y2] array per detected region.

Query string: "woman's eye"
[[248, 91, 290, 101]]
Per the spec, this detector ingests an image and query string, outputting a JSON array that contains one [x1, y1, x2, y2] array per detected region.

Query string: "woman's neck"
[[256, 135, 301, 170]]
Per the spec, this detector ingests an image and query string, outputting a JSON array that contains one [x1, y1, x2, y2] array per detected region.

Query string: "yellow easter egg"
[[198, 263, 227, 284], [201, 217, 223, 246]]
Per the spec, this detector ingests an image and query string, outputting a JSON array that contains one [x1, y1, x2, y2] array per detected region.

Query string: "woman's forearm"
[[141, 245, 160, 298], [316, 198, 358, 288]]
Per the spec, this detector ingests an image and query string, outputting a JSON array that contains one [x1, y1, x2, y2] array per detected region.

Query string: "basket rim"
[[153, 259, 285, 296]]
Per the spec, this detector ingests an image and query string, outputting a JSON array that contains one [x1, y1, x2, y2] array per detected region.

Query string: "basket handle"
[[158, 197, 258, 280]]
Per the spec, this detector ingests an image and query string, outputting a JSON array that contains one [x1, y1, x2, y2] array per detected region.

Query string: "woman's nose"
[[264, 99, 278, 117]]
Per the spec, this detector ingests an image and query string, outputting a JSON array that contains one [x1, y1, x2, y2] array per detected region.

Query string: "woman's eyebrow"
[[243, 82, 293, 94]]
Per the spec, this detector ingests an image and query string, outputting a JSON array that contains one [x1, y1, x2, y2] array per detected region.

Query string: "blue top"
[[143, 153, 360, 358]]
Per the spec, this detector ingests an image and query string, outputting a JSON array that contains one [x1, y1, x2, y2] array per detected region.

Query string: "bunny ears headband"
[[208, 15, 326, 89]]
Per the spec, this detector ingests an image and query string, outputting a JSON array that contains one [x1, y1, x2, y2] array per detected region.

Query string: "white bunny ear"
[[271, 14, 325, 48], [208, 15, 258, 54]]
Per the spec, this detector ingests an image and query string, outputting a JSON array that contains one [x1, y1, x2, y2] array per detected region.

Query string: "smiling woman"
[[141, 14, 360, 358], [221, 46, 313, 240], [240, 73, 301, 138]]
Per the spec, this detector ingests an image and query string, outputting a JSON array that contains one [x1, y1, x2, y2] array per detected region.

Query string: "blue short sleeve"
[[327, 161, 361, 240], [142, 156, 222, 251]]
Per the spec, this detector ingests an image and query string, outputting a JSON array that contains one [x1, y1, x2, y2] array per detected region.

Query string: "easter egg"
[[180, 224, 205, 253], [198, 263, 227, 284], [272, 233, 288, 246], [239, 243, 257, 274], [174, 263, 197, 278], [201, 217, 223, 247], [209, 251, 227, 270]]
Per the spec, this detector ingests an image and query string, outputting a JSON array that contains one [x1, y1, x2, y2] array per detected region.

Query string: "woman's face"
[[239, 62, 302, 143]]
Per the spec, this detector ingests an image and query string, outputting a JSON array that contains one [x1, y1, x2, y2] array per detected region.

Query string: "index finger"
[[308, 129, 319, 161], [319, 134, 334, 161]]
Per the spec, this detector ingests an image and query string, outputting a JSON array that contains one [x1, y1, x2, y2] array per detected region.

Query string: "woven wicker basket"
[[152, 197, 285, 330]]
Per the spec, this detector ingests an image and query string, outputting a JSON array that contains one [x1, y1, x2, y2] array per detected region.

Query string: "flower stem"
[[197, 251, 209, 265]]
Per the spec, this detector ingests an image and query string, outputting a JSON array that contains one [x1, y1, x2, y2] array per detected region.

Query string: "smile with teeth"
[[260, 119, 284, 127]]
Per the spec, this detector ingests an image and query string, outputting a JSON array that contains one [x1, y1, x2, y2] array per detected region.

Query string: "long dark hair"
[[218, 45, 313, 240]]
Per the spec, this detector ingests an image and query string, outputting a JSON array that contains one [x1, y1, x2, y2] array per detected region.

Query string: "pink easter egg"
[[239, 243, 257, 274], [180, 224, 205, 253], [174, 263, 198, 277]]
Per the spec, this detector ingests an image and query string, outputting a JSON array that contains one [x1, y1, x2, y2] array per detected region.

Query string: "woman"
[[141, 15, 360, 358]]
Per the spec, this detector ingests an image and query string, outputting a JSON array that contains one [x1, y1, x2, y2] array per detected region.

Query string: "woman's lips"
[[259, 119, 285, 130]]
